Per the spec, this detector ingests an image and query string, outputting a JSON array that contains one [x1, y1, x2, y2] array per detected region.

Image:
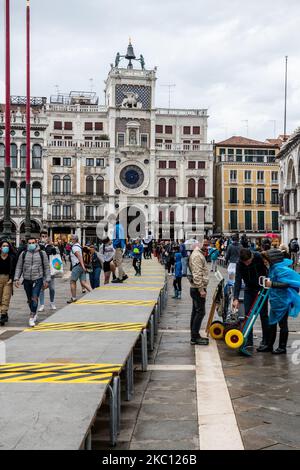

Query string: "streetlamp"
[[25, 0, 31, 239], [3, 0, 11, 239]]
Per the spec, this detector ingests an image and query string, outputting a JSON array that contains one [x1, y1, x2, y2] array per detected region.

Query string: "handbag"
[[49, 254, 64, 277]]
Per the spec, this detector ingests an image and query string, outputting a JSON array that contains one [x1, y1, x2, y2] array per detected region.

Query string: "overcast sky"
[[0, 0, 299, 142]]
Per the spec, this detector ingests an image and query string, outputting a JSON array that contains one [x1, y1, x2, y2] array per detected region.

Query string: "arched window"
[[188, 179, 196, 197], [32, 182, 41, 207], [86, 176, 94, 195], [0, 144, 4, 169], [96, 176, 104, 196], [168, 178, 176, 197], [63, 175, 71, 195], [198, 179, 205, 197], [20, 181, 26, 207], [159, 178, 166, 197], [20, 144, 26, 169], [32, 144, 42, 169], [0, 181, 4, 206], [11, 143, 17, 169], [10, 181, 17, 207], [52, 175, 61, 194]]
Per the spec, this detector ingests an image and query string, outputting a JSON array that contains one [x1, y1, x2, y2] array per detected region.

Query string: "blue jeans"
[[23, 278, 44, 314], [39, 276, 55, 305], [89, 267, 101, 289]]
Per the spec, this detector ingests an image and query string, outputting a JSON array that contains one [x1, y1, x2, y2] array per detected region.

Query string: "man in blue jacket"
[[112, 221, 128, 283]]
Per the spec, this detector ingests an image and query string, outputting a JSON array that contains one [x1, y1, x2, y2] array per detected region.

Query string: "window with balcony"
[[64, 122, 73, 131], [257, 171, 264, 183], [85, 122, 93, 131], [230, 188, 238, 204], [230, 170, 237, 182], [54, 121, 62, 130], [117, 133, 125, 147], [11, 144, 17, 169], [165, 125, 173, 134], [63, 175, 71, 195], [141, 134, 148, 148], [86, 158, 94, 167], [63, 205, 72, 219], [169, 161, 176, 169], [258, 211, 265, 231], [0, 182, 4, 206], [52, 175, 61, 194], [0, 144, 5, 168], [155, 125, 163, 134], [63, 158, 71, 167], [244, 188, 252, 204], [168, 178, 176, 197], [96, 176, 104, 196], [244, 170, 251, 182], [10, 182, 17, 207], [245, 211, 252, 230], [271, 171, 278, 183], [198, 161, 205, 169], [183, 126, 191, 135], [158, 178, 166, 197], [86, 176, 94, 195], [271, 189, 279, 205], [236, 149, 243, 162], [188, 161, 196, 169], [272, 211, 279, 231], [20, 182, 26, 207], [95, 122, 103, 131], [159, 161, 166, 169], [20, 144, 26, 169], [257, 189, 265, 204], [52, 157, 61, 166], [230, 211, 238, 230], [52, 205, 61, 219], [193, 126, 200, 135], [32, 182, 41, 207], [198, 179, 205, 198], [32, 144, 42, 169], [188, 179, 196, 197], [96, 158, 104, 167], [86, 206, 94, 220]]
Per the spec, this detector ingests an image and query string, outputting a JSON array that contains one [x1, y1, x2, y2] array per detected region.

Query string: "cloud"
[[0, 0, 299, 141]]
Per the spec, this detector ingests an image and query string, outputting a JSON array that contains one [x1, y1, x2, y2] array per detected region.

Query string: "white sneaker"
[[50, 303, 57, 310], [29, 316, 35, 327], [38, 305, 45, 312]]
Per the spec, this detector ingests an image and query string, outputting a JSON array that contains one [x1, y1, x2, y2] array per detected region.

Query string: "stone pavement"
[[1, 259, 300, 450]]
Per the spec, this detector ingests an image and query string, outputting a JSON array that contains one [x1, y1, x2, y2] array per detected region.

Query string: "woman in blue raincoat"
[[261, 249, 300, 354]]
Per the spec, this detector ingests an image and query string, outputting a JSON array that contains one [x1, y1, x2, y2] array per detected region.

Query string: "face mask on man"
[[28, 243, 36, 252], [1, 246, 9, 254]]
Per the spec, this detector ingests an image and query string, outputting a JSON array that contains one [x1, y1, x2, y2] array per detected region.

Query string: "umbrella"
[[265, 233, 280, 239]]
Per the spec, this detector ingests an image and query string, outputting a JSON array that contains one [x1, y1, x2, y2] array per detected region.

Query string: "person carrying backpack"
[[14, 237, 51, 327], [131, 239, 144, 276], [288, 238, 299, 270], [38, 238, 58, 312], [172, 247, 183, 299], [0, 240, 16, 326], [208, 243, 220, 272], [67, 234, 92, 303]]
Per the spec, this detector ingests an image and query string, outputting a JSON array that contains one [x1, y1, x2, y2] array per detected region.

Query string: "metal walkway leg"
[[125, 351, 134, 401], [141, 329, 148, 372], [148, 314, 154, 351], [108, 376, 120, 446], [154, 304, 159, 336], [84, 430, 92, 450]]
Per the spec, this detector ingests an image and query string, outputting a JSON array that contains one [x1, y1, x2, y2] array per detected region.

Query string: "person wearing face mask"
[[0, 240, 16, 326], [14, 237, 51, 327]]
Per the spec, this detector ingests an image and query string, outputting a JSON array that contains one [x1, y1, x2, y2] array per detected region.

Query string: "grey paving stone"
[[132, 419, 198, 441], [137, 403, 197, 421], [143, 389, 196, 405], [130, 438, 199, 450]]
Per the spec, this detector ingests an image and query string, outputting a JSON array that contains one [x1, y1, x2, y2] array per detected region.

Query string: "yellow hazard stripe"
[[0, 363, 122, 374], [25, 322, 146, 332], [0, 371, 112, 384], [75, 299, 156, 306]]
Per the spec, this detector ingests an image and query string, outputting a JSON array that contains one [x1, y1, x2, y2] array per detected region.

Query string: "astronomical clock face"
[[120, 165, 144, 189], [115, 162, 149, 195]]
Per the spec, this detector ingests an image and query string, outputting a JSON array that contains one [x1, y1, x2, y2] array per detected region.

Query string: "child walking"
[[132, 239, 144, 276], [172, 248, 183, 299]]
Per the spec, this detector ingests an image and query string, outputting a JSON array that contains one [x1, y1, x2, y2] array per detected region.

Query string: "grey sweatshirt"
[[14, 248, 51, 283]]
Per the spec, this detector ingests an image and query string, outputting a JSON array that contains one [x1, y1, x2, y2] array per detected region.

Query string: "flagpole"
[[283, 56, 288, 142], [3, 0, 11, 239], [25, 0, 31, 239]]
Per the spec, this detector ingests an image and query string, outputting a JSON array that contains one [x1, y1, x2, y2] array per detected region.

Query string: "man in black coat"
[[233, 248, 269, 352]]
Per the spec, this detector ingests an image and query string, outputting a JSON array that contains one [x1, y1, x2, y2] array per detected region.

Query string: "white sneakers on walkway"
[[38, 303, 57, 312], [38, 305, 45, 312]]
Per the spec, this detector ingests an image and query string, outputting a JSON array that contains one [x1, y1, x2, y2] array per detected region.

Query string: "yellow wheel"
[[225, 329, 244, 349], [209, 321, 224, 340]]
